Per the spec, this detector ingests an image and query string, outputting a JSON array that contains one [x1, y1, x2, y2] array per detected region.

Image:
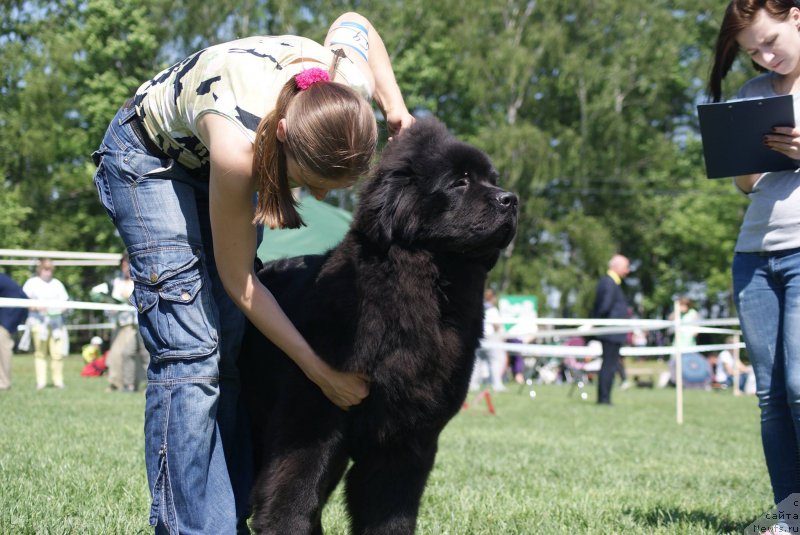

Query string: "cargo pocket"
[[129, 246, 218, 361], [92, 148, 117, 223]]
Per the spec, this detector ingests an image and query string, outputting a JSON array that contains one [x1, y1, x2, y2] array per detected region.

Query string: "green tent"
[[256, 196, 352, 262]]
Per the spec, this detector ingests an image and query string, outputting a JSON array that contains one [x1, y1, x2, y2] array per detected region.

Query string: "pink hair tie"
[[295, 68, 330, 90]]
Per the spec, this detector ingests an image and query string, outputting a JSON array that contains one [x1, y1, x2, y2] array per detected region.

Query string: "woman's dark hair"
[[708, 0, 798, 101]]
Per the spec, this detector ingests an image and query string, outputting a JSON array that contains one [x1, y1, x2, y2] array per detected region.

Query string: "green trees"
[[0, 1, 752, 316], [1, 0, 166, 295], [375, 1, 748, 317]]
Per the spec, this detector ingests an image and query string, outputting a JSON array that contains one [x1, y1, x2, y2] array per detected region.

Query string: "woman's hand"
[[385, 107, 415, 139], [764, 126, 800, 159], [305, 359, 370, 409]]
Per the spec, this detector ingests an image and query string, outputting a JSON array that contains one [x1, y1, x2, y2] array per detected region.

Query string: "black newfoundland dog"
[[239, 117, 518, 534]]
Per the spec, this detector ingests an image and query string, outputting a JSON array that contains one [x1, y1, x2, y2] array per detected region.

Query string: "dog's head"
[[354, 118, 518, 260]]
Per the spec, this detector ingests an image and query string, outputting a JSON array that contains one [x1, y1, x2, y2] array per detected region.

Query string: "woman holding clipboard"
[[709, 0, 800, 518]]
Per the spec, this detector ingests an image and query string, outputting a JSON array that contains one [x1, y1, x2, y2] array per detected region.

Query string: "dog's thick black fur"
[[239, 117, 518, 534]]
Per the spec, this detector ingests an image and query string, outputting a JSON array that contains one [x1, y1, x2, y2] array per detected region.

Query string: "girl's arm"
[[198, 113, 369, 409], [325, 12, 415, 136]]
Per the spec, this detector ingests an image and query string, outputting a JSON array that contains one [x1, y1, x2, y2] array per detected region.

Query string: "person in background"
[[507, 343, 526, 385], [22, 259, 70, 390], [470, 288, 508, 392], [0, 273, 28, 390], [713, 338, 754, 392], [91, 255, 149, 392], [669, 296, 700, 349], [708, 0, 800, 514], [82, 335, 104, 364], [91, 11, 413, 532], [591, 254, 631, 405], [80, 335, 108, 378]]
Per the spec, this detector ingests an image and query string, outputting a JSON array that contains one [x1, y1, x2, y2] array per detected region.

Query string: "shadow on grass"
[[625, 505, 752, 534]]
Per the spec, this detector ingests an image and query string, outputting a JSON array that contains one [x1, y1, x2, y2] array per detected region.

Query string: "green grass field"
[[0, 354, 770, 534]]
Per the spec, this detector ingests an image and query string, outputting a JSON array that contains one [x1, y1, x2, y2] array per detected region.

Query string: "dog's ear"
[[376, 118, 450, 177], [353, 168, 401, 245], [354, 167, 421, 246], [354, 117, 449, 247], [353, 117, 451, 246]]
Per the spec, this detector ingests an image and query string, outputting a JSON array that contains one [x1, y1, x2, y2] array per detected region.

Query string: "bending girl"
[[92, 12, 413, 533]]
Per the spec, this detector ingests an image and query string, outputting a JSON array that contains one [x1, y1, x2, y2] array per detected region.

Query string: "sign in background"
[[498, 294, 538, 336]]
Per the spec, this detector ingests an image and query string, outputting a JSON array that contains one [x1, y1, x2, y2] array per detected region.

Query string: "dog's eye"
[[452, 175, 469, 189]]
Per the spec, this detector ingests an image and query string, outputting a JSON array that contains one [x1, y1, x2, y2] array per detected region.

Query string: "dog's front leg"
[[249, 418, 349, 535], [344, 439, 437, 535]]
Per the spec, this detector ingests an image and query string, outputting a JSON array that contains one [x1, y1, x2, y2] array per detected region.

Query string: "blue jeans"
[[92, 104, 254, 533], [733, 248, 800, 505]]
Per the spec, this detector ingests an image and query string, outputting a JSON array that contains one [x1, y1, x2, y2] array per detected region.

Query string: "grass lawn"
[[0, 354, 770, 534]]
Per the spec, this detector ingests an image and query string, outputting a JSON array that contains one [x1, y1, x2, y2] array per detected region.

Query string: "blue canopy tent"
[[256, 196, 352, 262]]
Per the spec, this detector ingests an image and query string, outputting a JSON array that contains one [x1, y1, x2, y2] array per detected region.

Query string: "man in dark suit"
[[591, 254, 630, 405], [0, 273, 28, 390]]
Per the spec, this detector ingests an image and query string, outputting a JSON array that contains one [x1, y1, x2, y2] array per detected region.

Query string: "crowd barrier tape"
[[66, 323, 117, 332], [479, 314, 741, 358], [0, 297, 134, 313], [2, 294, 742, 424], [0, 259, 121, 267], [0, 297, 740, 349], [487, 316, 740, 327], [1, 250, 740, 426], [13, 323, 117, 333], [479, 307, 744, 425], [1, 298, 130, 335], [0, 249, 122, 267], [480, 340, 745, 358]]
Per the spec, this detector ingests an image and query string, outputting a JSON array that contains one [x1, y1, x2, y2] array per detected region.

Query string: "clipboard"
[[697, 93, 800, 178]]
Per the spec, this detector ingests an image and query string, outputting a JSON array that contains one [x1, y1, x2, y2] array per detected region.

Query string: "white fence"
[[0, 249, 741, 424], [479, 307, 743, 424]]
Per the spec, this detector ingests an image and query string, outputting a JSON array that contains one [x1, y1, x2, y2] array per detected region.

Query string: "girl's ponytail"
[[252, 81, 303, 229]]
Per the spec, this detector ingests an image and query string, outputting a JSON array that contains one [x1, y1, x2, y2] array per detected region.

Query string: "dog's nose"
[[497, 192, 518, 209]]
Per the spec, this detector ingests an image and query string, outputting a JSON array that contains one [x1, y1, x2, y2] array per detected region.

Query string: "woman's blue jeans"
[[92, 104, 254, 533], [733, 248, 800, 505]]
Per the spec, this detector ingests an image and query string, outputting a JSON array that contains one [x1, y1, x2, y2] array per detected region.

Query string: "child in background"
[[82, 336, 103, 364], [80, 336, 107, 377]]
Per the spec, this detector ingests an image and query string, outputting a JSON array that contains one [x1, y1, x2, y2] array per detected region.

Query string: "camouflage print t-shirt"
[[132, 35, 372, 175]]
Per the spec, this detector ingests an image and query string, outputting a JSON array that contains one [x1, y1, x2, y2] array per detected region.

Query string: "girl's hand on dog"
[[308, 360, 370, 409]]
